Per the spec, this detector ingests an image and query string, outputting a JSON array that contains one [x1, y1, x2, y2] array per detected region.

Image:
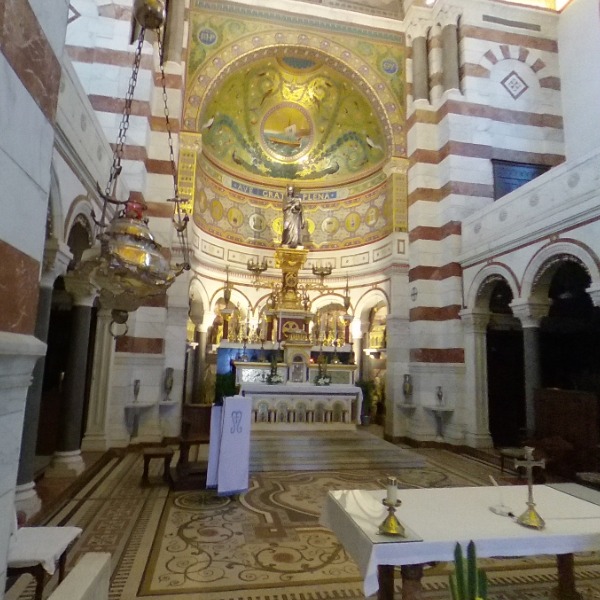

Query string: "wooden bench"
[[141, 447, 174, 485]]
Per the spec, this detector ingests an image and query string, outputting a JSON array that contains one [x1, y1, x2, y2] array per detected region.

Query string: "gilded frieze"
[[194, 163, 391, 250]]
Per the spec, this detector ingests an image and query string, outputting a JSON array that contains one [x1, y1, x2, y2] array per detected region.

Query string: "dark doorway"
[[487, 329, 526, 446], [36, 281, 73, 456], [541, 261, 598, 392], [486, 280, 526, 446]]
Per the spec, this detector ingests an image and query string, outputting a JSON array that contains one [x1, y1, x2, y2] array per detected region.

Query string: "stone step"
[[249, 430, 424, 472]]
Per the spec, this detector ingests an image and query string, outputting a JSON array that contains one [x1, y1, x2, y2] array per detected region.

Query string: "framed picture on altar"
[[290, 355, 308, 383]]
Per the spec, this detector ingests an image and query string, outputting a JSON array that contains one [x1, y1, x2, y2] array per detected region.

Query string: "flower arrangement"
[[314, 353, 331, 386], [266, 354, 284, 384]]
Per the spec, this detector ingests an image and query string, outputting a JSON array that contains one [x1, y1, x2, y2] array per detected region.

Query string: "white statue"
[[282, 185, 305, 248]]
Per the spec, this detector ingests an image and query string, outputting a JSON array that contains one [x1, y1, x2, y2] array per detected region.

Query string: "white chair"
[[7, 515, 82, 600]]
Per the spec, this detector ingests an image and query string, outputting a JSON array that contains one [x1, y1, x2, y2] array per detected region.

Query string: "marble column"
[[460, 309, 493, 448], [385, 314, 410, 440], [195, 328, 208, 402], [164, 0, 185, 64], [15, 239, 72, 515], [81, 308, 115, 451], [46, 275, 96, 476], [510, 299, 550, 436], [351, 317, 363, 379], [441, 23, 460, 92], [411, 35, 429, 102], [188, 301, 205, 404]]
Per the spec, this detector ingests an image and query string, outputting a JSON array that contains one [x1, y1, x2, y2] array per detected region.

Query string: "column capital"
[[586, 283, 600, 307], [509, 298, 550, 328], [63, 271, 97, 307], [437, 5, 461, 28], [383, 157, 409, 177], [459, 309, 489, 334], [405, 16, 431, 40], [41, 237, 73, 289]]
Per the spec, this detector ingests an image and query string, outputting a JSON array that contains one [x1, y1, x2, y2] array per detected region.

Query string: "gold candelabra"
[[247, 257, 268, 287], [312, 263, 333, 288]]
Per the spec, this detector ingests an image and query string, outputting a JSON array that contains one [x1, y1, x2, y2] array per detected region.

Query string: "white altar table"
[[239, 382, 362, 430], [320, 483, 600, 600]]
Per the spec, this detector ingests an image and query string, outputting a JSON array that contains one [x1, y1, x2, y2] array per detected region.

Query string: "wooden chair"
[[141, 446, 174, 485], [172, 404, 212, 490]]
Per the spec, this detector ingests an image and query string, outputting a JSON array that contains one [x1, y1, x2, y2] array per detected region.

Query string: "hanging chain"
[[104, 26, 146, 200], [157, 28, 190, 270], [157, 29, 179, 201]]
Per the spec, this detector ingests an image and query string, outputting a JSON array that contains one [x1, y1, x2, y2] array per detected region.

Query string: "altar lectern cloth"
[[206, 396, 251, 495]]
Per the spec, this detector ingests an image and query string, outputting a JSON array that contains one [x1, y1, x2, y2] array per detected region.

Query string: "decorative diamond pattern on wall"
[[501, 71, 529, 99]]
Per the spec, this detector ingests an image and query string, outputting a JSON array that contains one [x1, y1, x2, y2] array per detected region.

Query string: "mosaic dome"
[[199, 53, 388, 187]]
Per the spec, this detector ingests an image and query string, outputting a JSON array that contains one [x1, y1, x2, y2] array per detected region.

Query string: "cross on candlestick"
[[514, 446, 546, 529]]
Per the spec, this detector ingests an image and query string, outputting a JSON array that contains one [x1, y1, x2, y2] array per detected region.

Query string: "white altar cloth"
[[240, 383, 362, 399], [320, 484, 600, 597], [8, 526, 82, 574]]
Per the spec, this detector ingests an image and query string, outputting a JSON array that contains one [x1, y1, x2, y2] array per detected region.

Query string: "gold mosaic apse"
[[200, 54, 388, 186], [183, 2, 407, 250]]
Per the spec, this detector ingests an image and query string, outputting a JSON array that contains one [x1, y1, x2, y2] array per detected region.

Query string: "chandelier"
[[74, 0, 190, 335]]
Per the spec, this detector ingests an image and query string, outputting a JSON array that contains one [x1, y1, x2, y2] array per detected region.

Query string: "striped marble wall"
[[0, 0, 70, 590], [400, 0, 564, 441]]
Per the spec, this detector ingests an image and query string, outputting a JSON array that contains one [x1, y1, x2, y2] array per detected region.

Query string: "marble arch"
[[465, 263, 519, 312], [63, 195, 95, 251], [521, 240, 600, 301], [311, 291, 349, 312], [189, 276, 210, 325], [355, 288, 389, 325]]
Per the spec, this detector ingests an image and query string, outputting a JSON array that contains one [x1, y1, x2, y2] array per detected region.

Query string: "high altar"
[[222, 246, 362, 430]]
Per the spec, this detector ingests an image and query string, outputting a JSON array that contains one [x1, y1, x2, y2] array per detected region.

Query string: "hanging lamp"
[[76, 0, 190, 336]]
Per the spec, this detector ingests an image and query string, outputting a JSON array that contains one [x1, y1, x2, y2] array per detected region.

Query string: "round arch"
[[355, 288, 389, 326], [522, 240, 600, 301], [465, 262, 519, 311]]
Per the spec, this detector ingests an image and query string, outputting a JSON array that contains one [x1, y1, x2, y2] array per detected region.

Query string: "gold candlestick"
[[378, 499, 406, 537]]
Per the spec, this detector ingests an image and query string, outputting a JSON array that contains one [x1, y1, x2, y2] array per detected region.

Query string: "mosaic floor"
[[6, 432, 600, 600]]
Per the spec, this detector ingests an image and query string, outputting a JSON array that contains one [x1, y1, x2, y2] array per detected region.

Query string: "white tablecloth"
[[320, 485, 600, 597], [8, 526, 82, 574]]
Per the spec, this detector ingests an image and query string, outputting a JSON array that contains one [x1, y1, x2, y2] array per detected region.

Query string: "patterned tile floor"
[[6, 432, 600, 600]]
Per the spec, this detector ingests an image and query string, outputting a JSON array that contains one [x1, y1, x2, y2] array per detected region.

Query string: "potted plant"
[[356, 379, 375, 425], [314, 353, 332, 386], [449, 541, 488, 600], [214, 371, 237, 404], [266, 354, 284, 384]]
